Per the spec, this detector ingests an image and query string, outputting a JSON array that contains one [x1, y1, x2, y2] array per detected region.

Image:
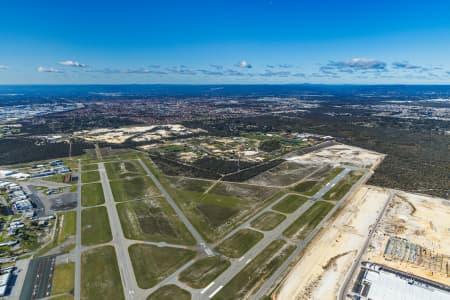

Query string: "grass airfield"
[[70, 142, 379, 300]]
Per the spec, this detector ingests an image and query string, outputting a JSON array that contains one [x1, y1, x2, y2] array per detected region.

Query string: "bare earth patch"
[[276, 186, 390, 300], [362, 190, 450, 286]]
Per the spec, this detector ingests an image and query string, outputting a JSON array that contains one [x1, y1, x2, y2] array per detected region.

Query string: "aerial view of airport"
[[0, 84, 448, 300], [1, 1, 450, 300]]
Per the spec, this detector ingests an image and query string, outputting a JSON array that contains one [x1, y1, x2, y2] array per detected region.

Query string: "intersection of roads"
[[36, 156, 370, 300]]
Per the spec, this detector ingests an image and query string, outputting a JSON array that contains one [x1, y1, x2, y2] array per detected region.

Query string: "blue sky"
[[1, 0, 450, 84]]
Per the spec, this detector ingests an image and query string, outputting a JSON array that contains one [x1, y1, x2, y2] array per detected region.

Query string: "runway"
[[19, 255, 56, 300]]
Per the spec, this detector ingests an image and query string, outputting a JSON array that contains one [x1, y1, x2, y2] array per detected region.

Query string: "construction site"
[[274, 185, 391, 300], [347, 190, 450, 299], [362, 191, 450, 285], [273, 172, 450, 300]]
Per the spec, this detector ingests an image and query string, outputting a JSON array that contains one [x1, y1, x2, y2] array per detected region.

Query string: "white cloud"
[[345, 58, 387, 69], [392, 61, 422, 70], [166, 66, 197, 75], [37, 66, 63, 73], [58, 60, 87, 68], [259, 70, 291, 77], [0, 65, 8, 70], [322, 58, 387, 73], [278, 64, 294, 68], [237, 60, 252, 68]]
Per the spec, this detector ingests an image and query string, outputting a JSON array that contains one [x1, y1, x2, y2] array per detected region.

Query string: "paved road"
[[27, 186, 46, 218], [212, 165, 339, 247], [138, 159, 213, 255], [9, 258, 30, 299], [137, 191, 323, 298], [27, 179, 71, 189], [73, 160, 82, 300], [310, 167, 353, 201], [19, 255, 56, 300], [250, 169, 372, 300], [98, 163, 143, 300], [337, 189, 394, 300], [197, 168, 352, 300]]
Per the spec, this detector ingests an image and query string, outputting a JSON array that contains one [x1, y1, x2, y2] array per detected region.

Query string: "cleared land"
[[213, 240, 295, 300], [283, 201, 334, 240], [81, 170, 100, 183], [147, 285, 191, 300], [323, 171, 362, 201], [110, 176, 160, 202], [250, 211, 286, 231], [363, 191, 450, 286], [81, 246, 124, 300], [81, 182, 105, 206], [272, 194, 308, 213], [293, 167, 344, 196], [168, 176, 279, 242], [276, 186, 390, 300], [81, 206, 112, 246], [286, 144, 383, 169], [116, 199, 195, 245], [104, 160, 145, 180], [179, 256, 231, 289], [128, 244, 196, 289], [51, 262, 75, 296], [216, 229, 264, 258]]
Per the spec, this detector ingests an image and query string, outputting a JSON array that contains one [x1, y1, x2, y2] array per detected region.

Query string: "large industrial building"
[[352, 263, 450, 300]]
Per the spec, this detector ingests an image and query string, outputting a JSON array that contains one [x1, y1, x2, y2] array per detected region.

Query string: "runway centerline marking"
[[201, 281, 215, 294], [209, 285, 223, 298]]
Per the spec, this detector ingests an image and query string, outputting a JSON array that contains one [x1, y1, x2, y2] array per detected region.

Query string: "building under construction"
[[384, 237, 450, 279]]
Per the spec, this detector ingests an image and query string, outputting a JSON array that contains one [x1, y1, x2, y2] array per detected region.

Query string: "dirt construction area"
[[285, 144, 384, 169], [362, 191, 450, 286], [275, 185, 391, 300]]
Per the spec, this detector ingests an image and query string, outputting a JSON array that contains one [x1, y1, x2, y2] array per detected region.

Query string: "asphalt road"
[[211, 165, 338, 246], [19, 255, 56, 300], [250, 168, 372, 300], [126, 164, 355, 299], [337, 189, 394, 300], [98, 162, 142, 300], [65, 156, 364, 300], [27, 186, 46, 218], [27, 179, 70, 189], [138, 158, 213, 255], [198, 167, 352, 300], [8, 258, 30, 299]]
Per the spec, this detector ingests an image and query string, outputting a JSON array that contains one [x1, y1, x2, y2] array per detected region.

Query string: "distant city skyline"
[[1, 0, 450, 84]]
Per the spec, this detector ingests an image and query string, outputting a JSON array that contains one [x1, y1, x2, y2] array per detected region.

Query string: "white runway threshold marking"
[[201, 281, 215, 294], [209, 285, 223, 298], [205, 248, 214, 257]]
